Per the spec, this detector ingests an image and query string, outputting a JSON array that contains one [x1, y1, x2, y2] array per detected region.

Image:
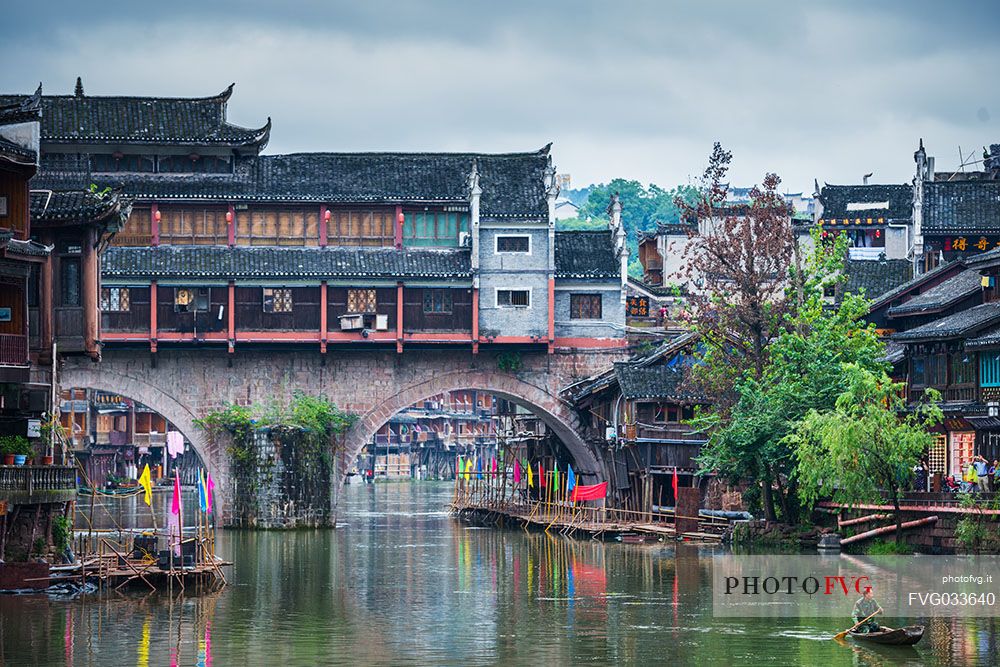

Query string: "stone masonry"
[[60, 346, 626, 525]]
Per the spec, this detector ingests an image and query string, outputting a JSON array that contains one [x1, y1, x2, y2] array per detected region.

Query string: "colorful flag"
[[457, 456, 463, 478], [171, 473, 182, 515], [197, 468, 208, 512], [569, 481, 608, 502], [465, 457, 473, 480], [137, 463, 153, 507], [513, 459, 522, 484], [476, 457, 483, 480], [491, 457, 498, 473], [527, 462, 534, 488], [672, 465, 679, 503], [567, 465, 576, 493], [206, 472, 215, 513], [553, 466, 560, 492], [539, 463, 546, 487]]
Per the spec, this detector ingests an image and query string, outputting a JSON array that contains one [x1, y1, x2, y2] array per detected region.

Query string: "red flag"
[[206, 472, 216, 513], [672, 466, 679, 502], [570, 482, 608, 502], [539, 463, 546, 487], [171, 473, 182, 515], [514, 459, 522, 484]]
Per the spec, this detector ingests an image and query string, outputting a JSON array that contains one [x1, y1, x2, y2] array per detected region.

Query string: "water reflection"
[[1, 482, 997, 665]]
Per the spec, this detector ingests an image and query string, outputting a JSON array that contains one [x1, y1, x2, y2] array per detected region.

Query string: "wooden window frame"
[[347, 288, 377, 314], [100, 287, 131, 312], [495, 235, 531, 254], [422, 289, 453, 314], [496, 288, 531, 308], [262, 287, 294, 313], [569, 293, 602, 320], [174, 288, 209, 313]]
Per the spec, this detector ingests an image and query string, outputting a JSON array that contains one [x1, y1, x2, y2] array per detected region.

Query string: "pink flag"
[[513, 459, 522, 484], [491, 457, 497, 473], [171, 473, 182, 515], [206, 472, 216, 513]]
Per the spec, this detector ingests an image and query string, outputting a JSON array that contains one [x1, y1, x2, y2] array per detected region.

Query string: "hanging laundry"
[[166, 430, 185, 459]]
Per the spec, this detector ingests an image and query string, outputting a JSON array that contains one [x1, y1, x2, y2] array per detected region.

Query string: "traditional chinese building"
[[564, 332, 710, 512], [0, 81, 626, 360]]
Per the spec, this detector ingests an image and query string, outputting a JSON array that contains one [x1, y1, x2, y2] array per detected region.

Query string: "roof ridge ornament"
[[218, 83, 236, 103], [74, 76, 84, 97], [466, 159, 482, 197]]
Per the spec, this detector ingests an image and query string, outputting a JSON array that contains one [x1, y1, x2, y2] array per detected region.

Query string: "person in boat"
[[852, 588, 883, 634]]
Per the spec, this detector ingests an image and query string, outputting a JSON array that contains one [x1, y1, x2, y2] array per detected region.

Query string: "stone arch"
[[339, 368, 604, 487], [58, 365, 228, 510]]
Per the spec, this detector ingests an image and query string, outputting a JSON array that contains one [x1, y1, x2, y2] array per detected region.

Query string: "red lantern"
[[397, 211, 405, 224], [225, 210, 233, 223], [875, 229, 881, 238], [324, 209, 332, 222], [154, 209, 161, 222]]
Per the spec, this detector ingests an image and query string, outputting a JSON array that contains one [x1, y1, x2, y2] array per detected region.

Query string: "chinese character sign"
[[627, 296, 650, 317]]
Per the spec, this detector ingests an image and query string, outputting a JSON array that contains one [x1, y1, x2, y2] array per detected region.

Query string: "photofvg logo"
[[711, 555, 1000, 618], [723, 574, 871, 597]]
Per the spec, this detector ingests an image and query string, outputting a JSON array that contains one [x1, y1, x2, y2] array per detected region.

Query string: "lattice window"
[[422, 289, 453, 314], [262, 288, 293, 313], [982, 352, 1000, 387], [496, 235, 530, 253], [174, 288, 209, 312], [928, 435, 947, 475], [570, 293, 602, 319], [347, 288, 377, 313], [100, 287, 130, 312]]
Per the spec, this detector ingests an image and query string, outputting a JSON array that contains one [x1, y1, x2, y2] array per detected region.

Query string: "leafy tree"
[[695, 227, 886, 521], [577, 178, 697, 277], [787, 364, 942, 543]]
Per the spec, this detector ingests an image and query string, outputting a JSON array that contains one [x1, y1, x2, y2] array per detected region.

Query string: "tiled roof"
[[614, 363, 704, 401], [817, 184, 912, 222], [101, 245, 472, 280], [893, 302, 1000, 342], [867, 259, 964, 312], [32, 149, 551, 220], [923, 181, 1000, 235], [30, 189, 132, 226], [986, 144, 1000, 172], [0, 136, 35, 165], [554, 230, 620, 279], [880, 340, 906, 365], [886, 269, 982, 317], [0, 84, 271, 147], [841, 259, 912, 300], [3, 238, 51, 258], [966, 323, 1000, 349]]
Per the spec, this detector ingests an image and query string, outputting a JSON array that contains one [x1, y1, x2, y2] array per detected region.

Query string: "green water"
[[1, 482, 997, 665]]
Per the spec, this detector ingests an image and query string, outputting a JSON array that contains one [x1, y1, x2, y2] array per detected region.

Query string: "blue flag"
[[476, 456, 483, 479], [567, 464, 576, 492]]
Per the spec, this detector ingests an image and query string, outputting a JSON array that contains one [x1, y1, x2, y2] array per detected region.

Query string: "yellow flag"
[[138, 463, 152, 506], [527, 462, 534, 488]]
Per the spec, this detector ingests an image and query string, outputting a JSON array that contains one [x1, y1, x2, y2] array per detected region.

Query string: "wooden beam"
[[82, 226, 99, 359], [396, 282, 404, 353], [227, 204, 236, 246], [149, 281, 158, 353], [471, 287, 479, 355], [150, 203, 159, 246], [319, 205, 328, 247], [394, 206, 403, 249], [227, 281, 235, 353], [320, 281, 328, 354], [547, 277, 555, 354]]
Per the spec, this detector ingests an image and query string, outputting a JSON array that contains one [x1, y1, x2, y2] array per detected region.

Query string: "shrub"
[[866, 539, 914, 555]]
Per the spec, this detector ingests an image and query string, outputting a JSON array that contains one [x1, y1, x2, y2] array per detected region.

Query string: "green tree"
[[578, 179, 697, 277], [787, 365, 942, 543]]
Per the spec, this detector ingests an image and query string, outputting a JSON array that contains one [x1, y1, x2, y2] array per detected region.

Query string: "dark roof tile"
[[841, 259, 912, 300], [923, 181, 1000, 235], [614, 363, 704, 401], [554, 230, 620, 279], [30, 189, 132, 226], [892, 302, 1000, 342], [101, 245, 471, 281], [886, 269, 982, 317], [818, 184, 912, 222]]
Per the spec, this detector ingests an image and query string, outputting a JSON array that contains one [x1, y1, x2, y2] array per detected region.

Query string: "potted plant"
[[0, 435, 32, 465]]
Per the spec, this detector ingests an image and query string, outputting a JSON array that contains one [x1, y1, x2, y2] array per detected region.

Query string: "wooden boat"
[[849, 625, 924, 646]]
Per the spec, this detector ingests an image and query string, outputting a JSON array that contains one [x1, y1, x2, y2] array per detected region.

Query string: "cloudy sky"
[[2, 1, 998, 193]]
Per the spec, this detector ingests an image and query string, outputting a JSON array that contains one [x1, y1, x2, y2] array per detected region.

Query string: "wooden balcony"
[[0, 333, 28, 366], [0, 465, 77, 504]]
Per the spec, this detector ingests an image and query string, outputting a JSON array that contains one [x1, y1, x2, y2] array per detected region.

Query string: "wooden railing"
[[0, 333, 28, 366], [0, 465, 77, 493]]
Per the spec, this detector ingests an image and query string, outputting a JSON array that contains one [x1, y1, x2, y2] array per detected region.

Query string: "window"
[[174, 288, 209, 312], [91, 154, 154, 173], [570, 293, 602, 319], [927, 354, 947, 386], [928, 435, 947, 475], [402, 211, 469, 247], [157, 155, 232, 174], [423, 289, 453, 314], [60, 258, 81, 307], [497, 289, 530, 308], [263, 288, 293, 313], [496, 235, 530, 253], [951, 352, 975, 385], [347, 288, 377, 313], [982, 352, 1000, 387], [100, 287, 130, 312]]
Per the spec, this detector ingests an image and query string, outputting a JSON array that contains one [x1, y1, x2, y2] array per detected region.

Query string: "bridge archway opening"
[[340, 371, 605, 490]]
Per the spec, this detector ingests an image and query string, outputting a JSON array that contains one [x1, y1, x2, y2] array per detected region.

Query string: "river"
[[1, 482, 997, 665]]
